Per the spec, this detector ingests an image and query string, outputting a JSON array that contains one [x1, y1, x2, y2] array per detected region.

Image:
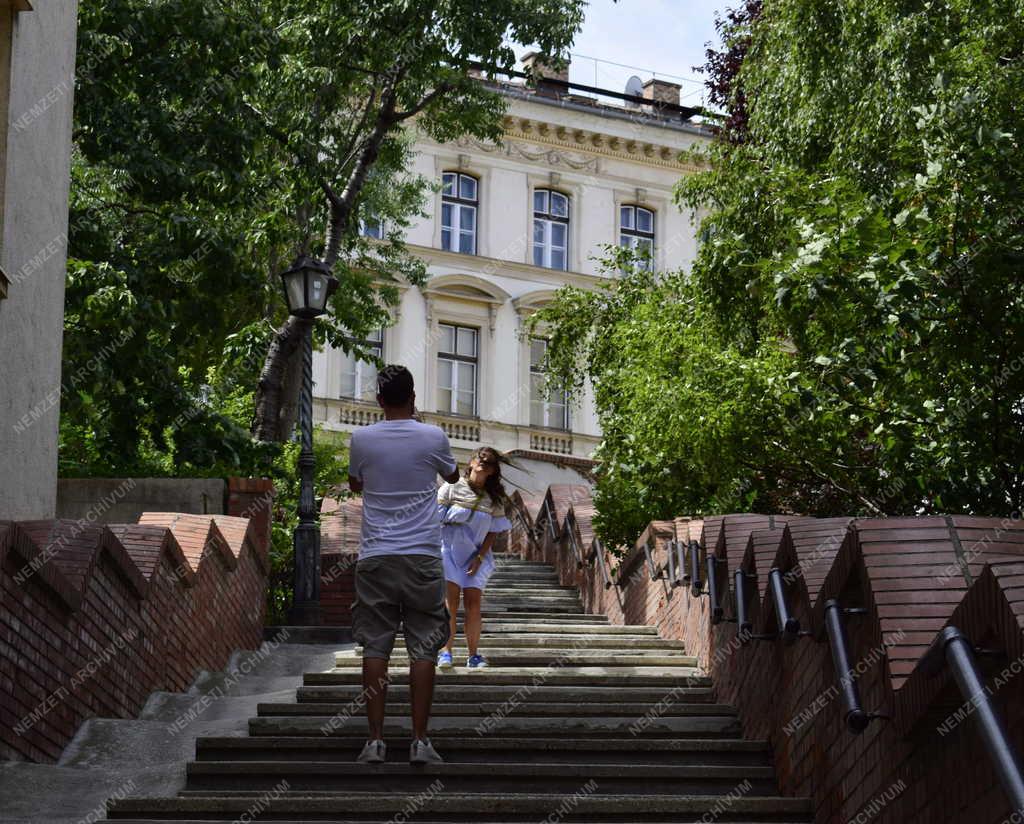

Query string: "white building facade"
[[313, 60, 710, 488]]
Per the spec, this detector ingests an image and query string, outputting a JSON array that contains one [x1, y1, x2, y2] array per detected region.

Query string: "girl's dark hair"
[[465, 447, 508, 508]]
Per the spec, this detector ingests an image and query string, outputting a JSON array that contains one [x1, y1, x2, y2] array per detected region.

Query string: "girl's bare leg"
[[464, 587, 483, 656], [445, 581, 461, 653]]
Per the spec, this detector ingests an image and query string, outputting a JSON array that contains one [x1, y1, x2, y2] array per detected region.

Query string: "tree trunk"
[[252, 315, 311, 442]]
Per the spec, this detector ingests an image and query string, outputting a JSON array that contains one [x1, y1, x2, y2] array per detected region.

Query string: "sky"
[[565, 0, 725, 107]]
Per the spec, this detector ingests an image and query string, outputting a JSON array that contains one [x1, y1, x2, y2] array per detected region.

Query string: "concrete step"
[[469, 593, 582, 601], [295, 684, 717, 704], [423, 634, 671, 646], [335, 651, 699, 668], [366, 636, 685, 650], [462, 605, 585, 610], [461, 603, 583, 612], [107, 791, 813, 821], [259, 701, 736, 718], [248, 713, 742, 739], [458, 612, 608, 622], [195, 735, 772, 766], [182, 760, 777, 795], [305, 669, 711, 688], [471, 622, 654, 635]]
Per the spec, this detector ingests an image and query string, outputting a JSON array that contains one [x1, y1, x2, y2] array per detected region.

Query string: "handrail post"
[[688, 540, 702, 597], [928, 627, 1024, 813], [823, 599, 871, 733]]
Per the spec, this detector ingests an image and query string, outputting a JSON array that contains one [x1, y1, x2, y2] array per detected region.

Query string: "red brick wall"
[[0, 482, 272, 763], [509, 493, 1024, 824]]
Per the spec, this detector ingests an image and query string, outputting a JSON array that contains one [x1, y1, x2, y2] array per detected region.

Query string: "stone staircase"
[[106, 554, 811, 822]]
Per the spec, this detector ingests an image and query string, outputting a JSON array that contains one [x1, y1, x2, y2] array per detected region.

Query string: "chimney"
[[522, 51, 569, 98], [642, 78, 681, 108]]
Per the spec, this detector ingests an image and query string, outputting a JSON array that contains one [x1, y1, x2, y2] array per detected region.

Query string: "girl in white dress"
[[436, 447, 512, 669]]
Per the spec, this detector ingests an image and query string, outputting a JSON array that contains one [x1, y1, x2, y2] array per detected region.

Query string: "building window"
[[529, 338, 569, 430], [340, 329, 383, 401], [620, 205, 655, 267], [359, 213, 385, 239], [437, 323, 478, 416], [533, 189, 569, 270], [441, 172, 477, 255]]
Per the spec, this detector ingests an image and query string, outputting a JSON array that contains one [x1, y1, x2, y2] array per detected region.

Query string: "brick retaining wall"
[[507, 491, 1024, 824], [0, 478, 273, 763]]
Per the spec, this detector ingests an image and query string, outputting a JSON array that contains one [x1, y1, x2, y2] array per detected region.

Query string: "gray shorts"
[[352, 554, 450, 662]]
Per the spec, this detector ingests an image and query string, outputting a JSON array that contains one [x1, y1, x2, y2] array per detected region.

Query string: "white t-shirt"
[[348, 419, 457, 559]]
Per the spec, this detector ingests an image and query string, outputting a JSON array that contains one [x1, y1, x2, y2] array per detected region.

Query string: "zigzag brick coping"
[[506, 488, 1024, 824], [0, 479, 272, 763]]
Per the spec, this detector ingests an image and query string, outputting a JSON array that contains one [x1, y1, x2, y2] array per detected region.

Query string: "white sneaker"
[[356, 739, 386, 764], [409, 737, 444, 765]]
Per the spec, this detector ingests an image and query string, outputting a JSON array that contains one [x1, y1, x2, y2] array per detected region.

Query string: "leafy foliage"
[[536, 1, 1024, 544], [65, 0, 584, 612]]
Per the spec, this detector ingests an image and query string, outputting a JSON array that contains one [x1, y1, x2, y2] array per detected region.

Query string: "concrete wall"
[[56, 478, 227, 524], [0, 0, 78, 520]]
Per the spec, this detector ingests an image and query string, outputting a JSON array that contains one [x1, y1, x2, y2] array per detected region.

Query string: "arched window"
[[533, 189, 569, 270], [620, 205, 655, 268], [441, 171, 478, 255]]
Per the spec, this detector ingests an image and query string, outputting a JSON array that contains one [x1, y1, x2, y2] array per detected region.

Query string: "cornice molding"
[[455, 135, 601, 174], [480, 115, 704, 174], [407, 243, 608, 291]]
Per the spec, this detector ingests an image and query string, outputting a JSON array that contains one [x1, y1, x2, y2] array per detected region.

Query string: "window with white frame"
[[441, 172, 478, 255], [359, 213, 385, 239], [533, 189, 569, 270], [340, 329, 383, 401], [529, 338, 569, 430], [620, 205, 655, 268], [437, 323, 478, 416]]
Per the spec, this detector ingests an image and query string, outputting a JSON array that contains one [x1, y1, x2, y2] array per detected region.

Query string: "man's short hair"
[[377, 365, 414, 407]]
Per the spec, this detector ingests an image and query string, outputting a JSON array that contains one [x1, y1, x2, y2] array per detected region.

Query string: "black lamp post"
[[279, 255, 338, 626]]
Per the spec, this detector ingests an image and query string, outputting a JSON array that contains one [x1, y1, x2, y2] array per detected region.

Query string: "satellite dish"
[[624, 75, 644, 107]]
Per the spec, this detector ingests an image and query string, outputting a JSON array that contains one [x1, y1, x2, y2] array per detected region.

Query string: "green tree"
[[65, 0, 585, 474], [536, 0, 1024, 544]]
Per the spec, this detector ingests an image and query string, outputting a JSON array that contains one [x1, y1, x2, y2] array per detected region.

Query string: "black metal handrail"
[[734, 569, 755, 640], [642, 539, 667, 581], [666, 539, 680, 587], [511, 508, 546, 560], [541, 497, 558, 540], [565, 520, 584, 569], [823, 599, 886, 733], [706, 554, 725, 624], [688, 540, 702, 597], [733, 569, 783, 644], [922, 626, 1024, 814], [593, 538, 613, 590], [768, 568, 810, 644]]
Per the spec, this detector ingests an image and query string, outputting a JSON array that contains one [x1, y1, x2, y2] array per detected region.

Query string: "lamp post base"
[[289, 521, 323, 627]]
